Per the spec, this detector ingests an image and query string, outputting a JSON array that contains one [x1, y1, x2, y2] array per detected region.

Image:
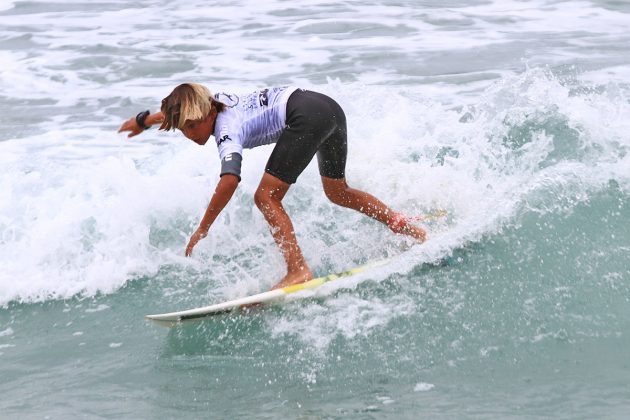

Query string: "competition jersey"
[[212, 86, 298, 161]]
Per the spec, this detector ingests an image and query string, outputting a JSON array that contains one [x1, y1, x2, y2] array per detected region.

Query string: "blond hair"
[[159, 83, 225, 131]]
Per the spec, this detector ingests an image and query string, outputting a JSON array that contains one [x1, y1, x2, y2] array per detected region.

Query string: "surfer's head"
[[159, 83, 225, 132]]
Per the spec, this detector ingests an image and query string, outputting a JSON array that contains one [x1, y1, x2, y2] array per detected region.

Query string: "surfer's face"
[[180, 108, 216, 145]]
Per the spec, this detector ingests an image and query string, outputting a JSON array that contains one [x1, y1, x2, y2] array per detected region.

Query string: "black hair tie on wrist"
[[136, 110, 151, 130]]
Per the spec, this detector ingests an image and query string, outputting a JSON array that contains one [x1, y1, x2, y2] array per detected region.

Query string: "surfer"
[[118, 84, 426, 289]]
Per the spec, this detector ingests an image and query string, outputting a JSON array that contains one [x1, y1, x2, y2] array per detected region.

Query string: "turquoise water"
[[1, 1, 629, 418]]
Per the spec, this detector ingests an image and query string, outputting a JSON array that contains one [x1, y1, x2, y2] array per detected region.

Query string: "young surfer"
[[118, 84, 426, 289]]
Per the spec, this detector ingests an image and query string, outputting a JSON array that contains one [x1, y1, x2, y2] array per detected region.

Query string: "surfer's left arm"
[[185, 174, 240, 256]]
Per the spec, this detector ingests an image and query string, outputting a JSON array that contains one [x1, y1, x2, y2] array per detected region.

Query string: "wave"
[[0, 68, 628, 306]]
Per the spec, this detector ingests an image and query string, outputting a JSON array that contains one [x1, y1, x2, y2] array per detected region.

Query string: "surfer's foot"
[[271, 266, 313, 290], [388, 213, 427, 242]]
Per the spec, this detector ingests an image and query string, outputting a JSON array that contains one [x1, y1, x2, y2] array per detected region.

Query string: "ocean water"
[[1, 0, 629, 418]]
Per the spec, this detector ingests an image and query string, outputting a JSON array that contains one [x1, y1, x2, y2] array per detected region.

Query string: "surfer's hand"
[[185, 227, 208, 257], [117, 117, 144, 138]]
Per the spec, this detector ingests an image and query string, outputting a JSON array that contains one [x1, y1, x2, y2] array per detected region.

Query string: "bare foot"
[[271, 266, 313, 290], [388, 213, 427, 242]]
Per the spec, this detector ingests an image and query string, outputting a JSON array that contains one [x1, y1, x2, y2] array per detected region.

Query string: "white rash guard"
[[212, 86, 298, 179]]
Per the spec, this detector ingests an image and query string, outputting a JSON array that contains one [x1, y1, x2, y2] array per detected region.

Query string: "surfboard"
[[145, 209, 448, 326], [145, 259, 390, 326]]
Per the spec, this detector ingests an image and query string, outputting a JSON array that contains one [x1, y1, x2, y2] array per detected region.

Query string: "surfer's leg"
[[254, 172, 313, 290], [321, 176, 427, 242], [312, 94, 426, 241]]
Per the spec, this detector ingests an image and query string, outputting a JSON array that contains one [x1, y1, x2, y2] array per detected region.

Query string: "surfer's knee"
[[254, 186, 284, 214], [254, 187, 271, 211], [255, 173, 290, 212], [322, 177, 350, 205], [324, 188, 345, 205]]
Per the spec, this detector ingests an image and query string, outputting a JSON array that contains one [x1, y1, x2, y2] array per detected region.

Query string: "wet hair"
[[159, 83, 226, 131]]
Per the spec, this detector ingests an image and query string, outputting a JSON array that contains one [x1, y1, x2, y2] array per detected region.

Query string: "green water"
[[2, 187, 628, 418]]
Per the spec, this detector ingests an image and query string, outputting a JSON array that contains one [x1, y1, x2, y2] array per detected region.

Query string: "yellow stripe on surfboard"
[[280, 209, 448, 295], [281, 260, 388, 294], [422, 209, 448, 221]]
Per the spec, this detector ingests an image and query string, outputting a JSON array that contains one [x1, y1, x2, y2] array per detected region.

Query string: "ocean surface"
[[1, 0, 629, 418]]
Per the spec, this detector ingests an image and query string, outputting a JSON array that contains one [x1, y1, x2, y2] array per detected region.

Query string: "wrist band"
[[136, 110, 151, 130]]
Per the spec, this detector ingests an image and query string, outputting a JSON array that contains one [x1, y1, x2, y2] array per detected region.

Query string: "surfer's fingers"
[[117, 118, 131, 133], [185, 234, 200, 256]]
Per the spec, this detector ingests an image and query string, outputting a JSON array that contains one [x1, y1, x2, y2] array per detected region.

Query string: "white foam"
[[0, 327, 13, 337], [85, 304, 110, 313], [0, 2, 15, 12], [1, 0, 628, 103], [1, 70, 629, 309], [271, 292, 416, 350], [376, 396, 396, 405], [414, 382, 435, 392]]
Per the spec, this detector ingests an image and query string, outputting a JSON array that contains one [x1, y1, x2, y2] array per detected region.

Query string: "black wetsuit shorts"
[[265, 89, 347, 184]]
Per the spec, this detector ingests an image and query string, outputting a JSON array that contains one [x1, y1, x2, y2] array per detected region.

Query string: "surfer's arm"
[[185, 174, 240, 257], [117, 111, 164, 138]]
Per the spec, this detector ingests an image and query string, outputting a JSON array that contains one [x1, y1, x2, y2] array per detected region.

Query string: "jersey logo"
[[217, 134, 232, 145], [215, 92, 239, 108], [258, 89, 269, 107]]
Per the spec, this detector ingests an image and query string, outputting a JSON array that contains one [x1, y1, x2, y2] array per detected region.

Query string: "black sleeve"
[[220, 152, 242, 180]]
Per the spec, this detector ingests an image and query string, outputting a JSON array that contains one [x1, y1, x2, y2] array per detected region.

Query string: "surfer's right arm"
[[185, 173, 240, 257], [117, 111, 164, 138]]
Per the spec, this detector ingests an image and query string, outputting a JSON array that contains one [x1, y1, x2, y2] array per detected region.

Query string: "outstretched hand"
[[118, 117, 144, 138], [185, 227, 209, 257]]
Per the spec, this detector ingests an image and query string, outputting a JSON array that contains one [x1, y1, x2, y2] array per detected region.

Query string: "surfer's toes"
[[388, 213, 427, 242], [387, 213, 407, 233]]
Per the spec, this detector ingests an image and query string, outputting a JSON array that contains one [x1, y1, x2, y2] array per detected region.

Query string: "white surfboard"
[[146, 259, 389, 326]]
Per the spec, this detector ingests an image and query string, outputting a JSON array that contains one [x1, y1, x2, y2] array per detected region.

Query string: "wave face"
[[0, 0, 629, 418]]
